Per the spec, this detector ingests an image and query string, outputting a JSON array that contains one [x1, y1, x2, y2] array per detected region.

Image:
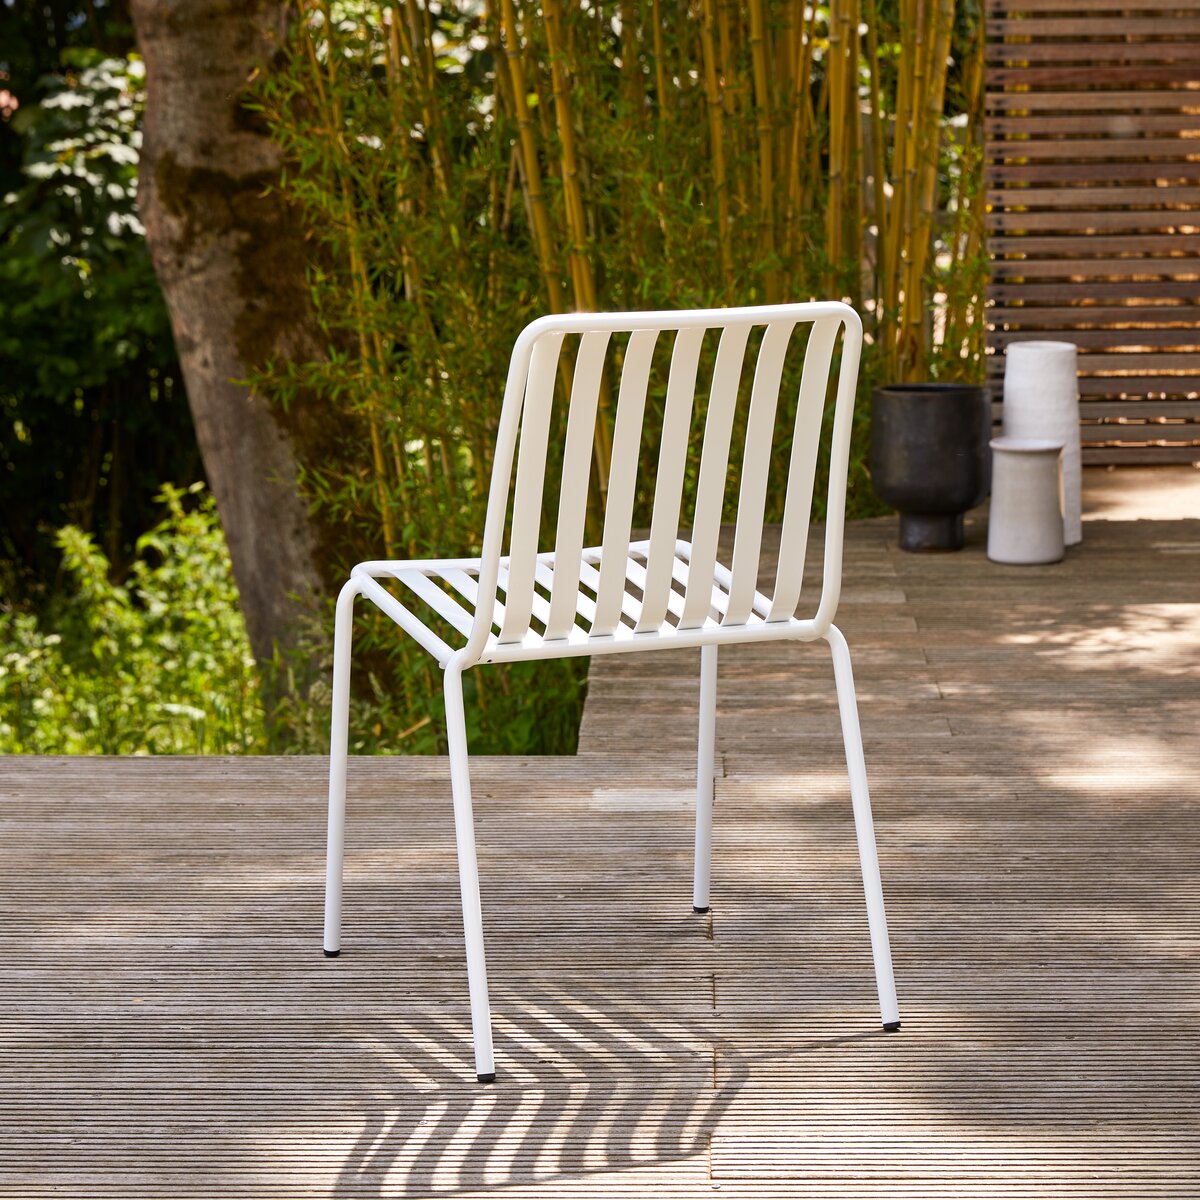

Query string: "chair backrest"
[[464, 302, 862, 658]]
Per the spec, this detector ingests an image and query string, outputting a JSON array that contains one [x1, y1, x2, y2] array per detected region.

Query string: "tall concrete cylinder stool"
[[988, 437, 1065, 565], [1002, 340, 1081, 545]]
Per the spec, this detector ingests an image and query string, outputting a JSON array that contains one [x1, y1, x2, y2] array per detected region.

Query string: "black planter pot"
[[870, 383, 991, 552]]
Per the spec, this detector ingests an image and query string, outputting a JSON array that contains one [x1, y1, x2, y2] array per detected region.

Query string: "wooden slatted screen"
[[985, 0, 1200, 464]]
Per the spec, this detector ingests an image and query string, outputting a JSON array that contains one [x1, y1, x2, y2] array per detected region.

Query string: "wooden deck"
[[3, 507, 1200, 1196]]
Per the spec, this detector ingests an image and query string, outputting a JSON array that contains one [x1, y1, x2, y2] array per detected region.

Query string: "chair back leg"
[[323, 580, 360, 957], [692, 644, 719, 913], [443, 664, 497, 1081], [825, 625, 901, 1030]]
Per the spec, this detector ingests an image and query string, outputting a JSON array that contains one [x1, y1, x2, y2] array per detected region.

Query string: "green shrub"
[[0, 49, 193, 589], [0, 484, 264, 754]]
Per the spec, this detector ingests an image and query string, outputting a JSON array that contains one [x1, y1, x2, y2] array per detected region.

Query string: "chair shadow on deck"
[[329, 982, 754, 1197]]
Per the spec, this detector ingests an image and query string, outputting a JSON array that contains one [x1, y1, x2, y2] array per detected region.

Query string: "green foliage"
[[248, 2, 989, 757], [0, 485, 264, 755], [268, 631, 586, 756], [2, 50, 150, 393], [0, 49, 194, 587]]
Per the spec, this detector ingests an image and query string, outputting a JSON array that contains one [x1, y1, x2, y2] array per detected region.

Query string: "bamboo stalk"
[[785, 0, 818, 261], [700, 0, 733, 296], [306, 4, 396, 554], [619, 0, 641, 116], [542, 0, 613, 495], [945, 18, 983, 364], [826, 0, 848, 285], [900, 0, 954, 379], [651, 0, 669, 127], [497, 0, 566, 314], [716, 0, 748, 220], [402, 0, 450, 196], [845, 0, 863, 308], [747, 0, 776, 301], [882, 0, 919, 373], [865, 0, 888, 322]]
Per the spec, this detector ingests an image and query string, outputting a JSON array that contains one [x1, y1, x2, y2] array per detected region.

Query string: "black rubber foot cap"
[[693, 906, 710, 914], [477, 1072, 495, 1084], [324, 949, 340, 958], [883, 1020, 901, 1032]]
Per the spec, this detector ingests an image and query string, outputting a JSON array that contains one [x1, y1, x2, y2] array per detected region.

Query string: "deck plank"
[[1, 510, 1199, 1196]]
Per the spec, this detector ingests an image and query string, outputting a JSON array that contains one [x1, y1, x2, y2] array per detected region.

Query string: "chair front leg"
[[824, 624, 901, 1031], [324, 579, 361, 957], [693, 643, 718, 913], [443, 662, 497, 1082]]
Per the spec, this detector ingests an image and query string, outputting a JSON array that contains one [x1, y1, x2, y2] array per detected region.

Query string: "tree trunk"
[[131, 0, 327, 662]]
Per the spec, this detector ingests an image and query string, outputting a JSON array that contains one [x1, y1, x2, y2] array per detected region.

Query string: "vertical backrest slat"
[[722, 320, 797, 625], [768, 317, 841, 620], [591, 330, 659, 636], [497, 330, 565, 644], [678, 323, 753, 630], [545, 331, 610, 640], [635, 327, 706, 632]]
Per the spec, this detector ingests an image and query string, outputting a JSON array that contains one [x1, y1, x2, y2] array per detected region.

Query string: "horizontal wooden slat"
[[985, 366, 1200, 395], [989, 64, 1200, 84], [1077, 399, 1200, 419], [988, 372, 1200, 396], [987, 41, 1200, 63], [987, 137, 1200, 160], [990, 117, 1200, 138], [988, 15, 1200, 34], [988, 0, 1200, 10], [987, 160, 1200, 182], [991, 329, 1200, 349], [1077, 375, 1200, 395], [989, 281, 1200, 299], [1079, 353, 1200, 371], [991, 259, 1200, 280], [1083, 443, 1200, 462], [990, 184, 1200, 206], [989, 304, 1200, 324], [987, 87, 1200, 110], [990, 233, 1200, 254], [991, 399, 1200, 420], [989, 210, 1198, 231], [987, 351, 1200, 371], [1078, 423, 1200, 442]]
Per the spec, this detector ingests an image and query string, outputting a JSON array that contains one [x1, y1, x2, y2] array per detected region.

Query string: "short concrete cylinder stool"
[[988, 437, 1065, 565], [1002, 341, 1081, 545]]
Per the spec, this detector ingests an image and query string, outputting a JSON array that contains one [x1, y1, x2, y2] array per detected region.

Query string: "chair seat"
[[350, 539, 794, 666]]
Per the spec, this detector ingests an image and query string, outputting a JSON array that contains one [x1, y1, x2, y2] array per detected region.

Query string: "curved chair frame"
[[323, 302, 901, 1081]]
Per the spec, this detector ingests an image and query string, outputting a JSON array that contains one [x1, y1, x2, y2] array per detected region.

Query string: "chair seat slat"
[[579, 558, 639, 629], [671, 550, 729, 621], [393, 569, 477, 638], [497, 563, 552, 631], [353, 572, 454, 664], [625, 555, 687, 624], [441, 569, 505, 633]]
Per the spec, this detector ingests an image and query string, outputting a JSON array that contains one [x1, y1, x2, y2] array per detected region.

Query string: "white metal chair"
[[323, 302, 901, 1082]]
